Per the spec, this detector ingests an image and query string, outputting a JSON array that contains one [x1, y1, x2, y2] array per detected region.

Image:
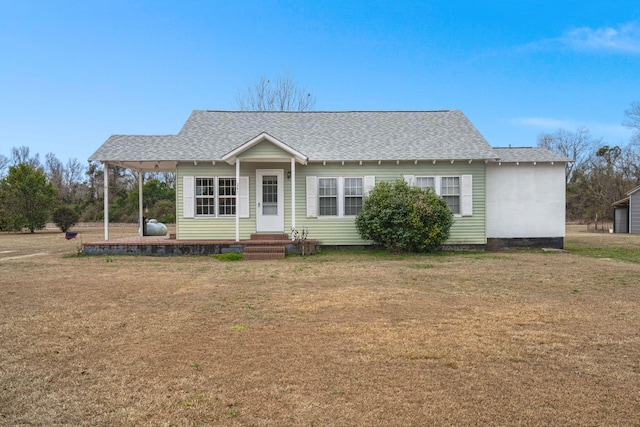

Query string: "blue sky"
[[1, 0, 639, 165]]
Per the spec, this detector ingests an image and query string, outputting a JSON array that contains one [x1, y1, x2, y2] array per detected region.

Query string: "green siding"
[[176, 160, 487, 245], [239, 141, 291, 159]]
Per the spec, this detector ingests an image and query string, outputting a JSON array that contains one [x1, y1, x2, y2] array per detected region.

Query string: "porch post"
[[138, 171, 144, 236], [291, 157, 296, 237], [235, 159, 240, 242], [103, 162, 109, 241]]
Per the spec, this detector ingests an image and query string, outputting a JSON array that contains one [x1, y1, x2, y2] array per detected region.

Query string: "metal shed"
[[612, 197, 629, 233], [613, 186, 640, 234]]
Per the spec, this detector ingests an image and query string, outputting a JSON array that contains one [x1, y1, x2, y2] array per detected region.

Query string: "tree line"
[[537, 102, 640, 221], [0, 147, 175, 232]]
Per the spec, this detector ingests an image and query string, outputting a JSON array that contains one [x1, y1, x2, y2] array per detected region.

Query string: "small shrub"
[[53, 206, 80, 232], [355, 179, 453, 253]]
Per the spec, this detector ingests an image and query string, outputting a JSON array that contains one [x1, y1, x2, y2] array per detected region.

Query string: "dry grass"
[[1, 225, 639, 426]]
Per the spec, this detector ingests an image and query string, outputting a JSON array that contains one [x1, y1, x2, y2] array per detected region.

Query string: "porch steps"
[[249, 233, 290, 241], [243, 233, 290, 260]]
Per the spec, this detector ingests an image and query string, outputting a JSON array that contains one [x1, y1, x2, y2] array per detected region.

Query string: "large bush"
[[53, 206, 80, 232], [355, 179, 453, 252]]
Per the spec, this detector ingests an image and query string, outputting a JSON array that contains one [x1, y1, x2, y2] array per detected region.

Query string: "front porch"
[[82, 233, 316, 258]]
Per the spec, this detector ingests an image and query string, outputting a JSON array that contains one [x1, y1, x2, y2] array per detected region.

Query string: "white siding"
[[486, 163, 565, 238]]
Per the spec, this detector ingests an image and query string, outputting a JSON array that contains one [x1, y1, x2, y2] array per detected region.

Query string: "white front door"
[[256, 169, 284, 232]]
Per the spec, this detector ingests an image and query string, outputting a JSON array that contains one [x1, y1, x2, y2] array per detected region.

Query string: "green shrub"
[[355, 179, 453, 253], [53, 206, 80, 232]]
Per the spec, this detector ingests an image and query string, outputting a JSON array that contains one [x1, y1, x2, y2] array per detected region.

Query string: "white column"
[[291, 157, 296, 236], [103, 162, 109, 241], [235, 159, 240, 242], [138, 171, 144, 236]]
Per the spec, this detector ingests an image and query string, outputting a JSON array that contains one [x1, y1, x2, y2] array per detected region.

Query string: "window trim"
[[193, 176, 240, 218], [195, 177, 216, 217], [318, 177, 339, 217], [343, 177, 364, 217], [217, 176, 237, 217], [415, 176, 436, 193], [440, 176, 461, 215], [316, 176, 365, 218], [414, 174, 464, 216]]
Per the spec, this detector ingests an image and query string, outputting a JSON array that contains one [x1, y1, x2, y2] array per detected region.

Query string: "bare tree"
[[65, 158, 85, 187], [11, 146, 41, 169], [537, 127, 599, 183], [0, 154, 8, 178], [236, 73, 316, 111], [45, 152, 65, 198], [623, 101, 640, 145]]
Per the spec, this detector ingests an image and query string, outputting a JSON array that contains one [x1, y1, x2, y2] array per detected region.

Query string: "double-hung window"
[[195, 177, 237, 216], [344, 177, 364, 216], [195, 178, 216, 216], [316, 177, 364, 217], [413, 175, 467, 216], [318, 178, 338, 216], [440, 177, 460, 214], [415, 176, 436, 192], [217, 178, 236, 216]]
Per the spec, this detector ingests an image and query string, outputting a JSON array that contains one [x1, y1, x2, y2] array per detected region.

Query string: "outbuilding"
[[613, 185, 640, 234]]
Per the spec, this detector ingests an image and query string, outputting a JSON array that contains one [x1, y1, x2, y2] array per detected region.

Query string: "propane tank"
[[145, 219, 168, 236]]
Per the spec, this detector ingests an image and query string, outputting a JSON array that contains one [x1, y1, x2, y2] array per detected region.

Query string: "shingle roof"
[[89, 110, 500, 163], [491, 147, 572, 163]]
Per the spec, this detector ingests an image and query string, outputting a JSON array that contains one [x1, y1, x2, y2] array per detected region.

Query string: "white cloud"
[[561, 22, 640, 53], [524, 22, 640, 54]]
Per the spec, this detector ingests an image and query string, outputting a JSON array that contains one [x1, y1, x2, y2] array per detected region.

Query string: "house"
[[613, 185, 640, 234], [88, 110, 570, 250]]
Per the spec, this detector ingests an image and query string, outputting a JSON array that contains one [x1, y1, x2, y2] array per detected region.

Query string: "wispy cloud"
[[562, 22, 640, 53], [526, 22, 640, 54]]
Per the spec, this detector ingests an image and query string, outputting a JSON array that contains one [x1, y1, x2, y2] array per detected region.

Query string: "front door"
[[256, 169, 284, 232]]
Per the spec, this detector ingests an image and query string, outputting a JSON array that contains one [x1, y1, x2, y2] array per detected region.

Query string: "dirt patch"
[[1, 225, 639, 425]]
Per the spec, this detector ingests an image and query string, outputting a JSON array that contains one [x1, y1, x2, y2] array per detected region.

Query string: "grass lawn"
[[1, 224, 639, 426]]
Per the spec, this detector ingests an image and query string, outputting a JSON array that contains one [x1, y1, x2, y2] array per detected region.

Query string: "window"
[[344, 177, 363, 216], [195, 178, 215, 215], [441, 177, 460, 214], [184, 176, 249, 219], [306, 175, 375, 218], [218, 178, 236, 216], [195, 177, 237, 216], [318, 178, 338, 216], [316, 177, 364, 217], [415, 176, 435, 192], [414, 175, 470, 216], [261, 175, 278, 215]]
